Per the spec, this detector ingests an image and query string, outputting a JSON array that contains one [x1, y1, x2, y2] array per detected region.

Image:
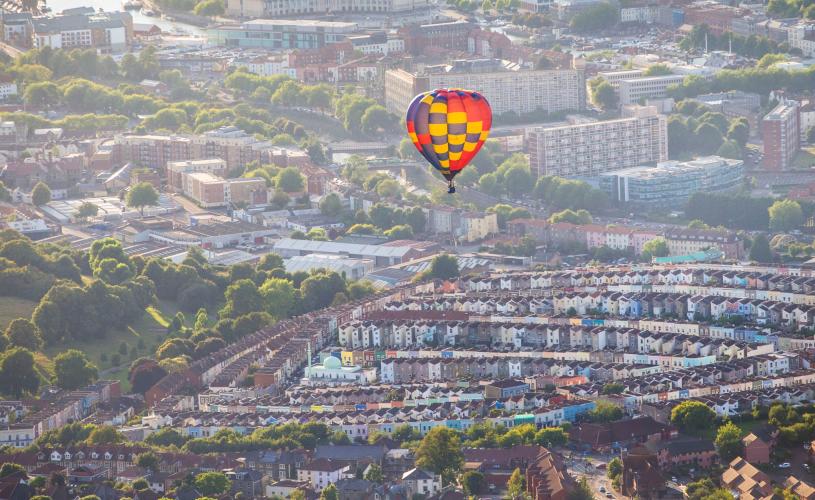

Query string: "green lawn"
[[0, 297, 39, 331], [42, 300, 183, 392]]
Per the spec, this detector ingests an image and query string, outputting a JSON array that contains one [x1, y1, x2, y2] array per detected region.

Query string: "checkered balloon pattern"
[[405, 89, 492, 181]]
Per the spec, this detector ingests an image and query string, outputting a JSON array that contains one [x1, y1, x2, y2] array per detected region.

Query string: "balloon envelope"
[[405, 89, 492, 181]]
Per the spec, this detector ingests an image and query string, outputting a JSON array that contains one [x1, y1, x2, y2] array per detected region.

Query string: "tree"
[[129, 359, 167, 395], [548, 209, 592, 225], [136, 452, 159, 472], [384, 224, 414, 240], [220, 279, 264, 319], [376, 179, 402, 199], [319, 193, 343, 216], [671, 400, 716, 434], [364, 464, 384, 484], [507, 468, 525, 500], [31, 182, 51, 206], [360, 105, 395, 135], [4, 318, 43, 351], [461, 471, 485, 496], [415, 427, 464, 484], [0, 348, 40, 398], [534, 427, 567, 447], [607, 457, 622, 479], [425, 254, 459, 281], [478, 172, 503, 197], [193, 0, 224, 15], [194, 472, 231, 497], [320, 484, 338, 500], [750, 233, 775, 262], [601, 382, 625, 395], [76, 202, 99, 221], [276, 167, 305, 193], [260, 278, 296, 319], [591, 79, 618, 110], [0, 463, 24, 478], [568, 477, 594, 500], [0, 181, 10, 203], [769, 199, 804, 231], [643, 63, 672, 76], [727, 118, 750, 146], [126, 182, 159, 216], [695, 122, 724, 155], [641, 238, 669, 260], [717, 139, 742, 160], [257, 253, 284, 271], [54, 349, 98, 390], [503, 163, 534, 198], [587, 401, 623, 423], [87, 425, 123, 444], [715, 421, 743, 462]]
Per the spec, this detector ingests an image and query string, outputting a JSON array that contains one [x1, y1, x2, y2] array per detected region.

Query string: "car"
[[803, 464, 810, 470], [672, 477, 678, 483], [606, 493, 614, 499], [599, 486, 606, 493], [780, 463, 791, 469]]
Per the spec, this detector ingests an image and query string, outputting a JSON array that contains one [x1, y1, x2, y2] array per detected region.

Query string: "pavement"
[[563, 450, 685, 499]]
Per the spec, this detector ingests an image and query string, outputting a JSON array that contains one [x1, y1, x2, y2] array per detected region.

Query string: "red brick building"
[[761, 101, 800, 170]]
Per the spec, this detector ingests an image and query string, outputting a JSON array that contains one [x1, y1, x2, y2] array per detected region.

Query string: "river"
[[43, 0, 207, 37]]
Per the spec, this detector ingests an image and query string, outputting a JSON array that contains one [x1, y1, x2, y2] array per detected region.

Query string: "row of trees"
[[686, 193, 810, 232], [667, 64, 815, 100]]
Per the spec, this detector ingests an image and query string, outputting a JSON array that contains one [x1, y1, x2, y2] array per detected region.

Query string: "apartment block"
[[183, 172, 267, 208], [115, 127, 277, 174], [618, 74, 687, 105], [207, 19, 359, 50], [787, 22, 815, 58], [226, 0, 428, 18], [460, 212, 499, 243], [761, 101, 800, 171], [167, 158, 227, 191], [384, 58, 585, 115], [664, 228, 744, 260], [528, 106, 667, 177], [113, 134, 192, 171], [31, 9, 132, 53]]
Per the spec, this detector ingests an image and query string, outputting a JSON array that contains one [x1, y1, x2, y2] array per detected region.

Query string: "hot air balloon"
[[405, 89, 492, 194]]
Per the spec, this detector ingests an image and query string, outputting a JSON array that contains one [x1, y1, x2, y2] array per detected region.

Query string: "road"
[[563, 450, 685, 499]]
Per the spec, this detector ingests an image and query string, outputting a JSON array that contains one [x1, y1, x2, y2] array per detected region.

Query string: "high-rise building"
[[761, 101, 800, 170], [384, 59, 585, 116], [528, 106, 668, 178]]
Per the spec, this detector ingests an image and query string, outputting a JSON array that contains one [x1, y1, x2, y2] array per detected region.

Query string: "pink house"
[[584, 225, 607, 250]]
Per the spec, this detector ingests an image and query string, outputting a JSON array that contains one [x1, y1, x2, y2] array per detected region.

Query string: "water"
[[43, 0, 206, 37]]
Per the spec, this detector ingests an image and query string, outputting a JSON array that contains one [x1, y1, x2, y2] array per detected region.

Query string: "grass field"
[[0, 297, 38, 331], [793, 147, 815, 170], [42, 300, 183, 392]]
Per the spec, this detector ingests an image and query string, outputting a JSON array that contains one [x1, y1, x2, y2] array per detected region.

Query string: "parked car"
[[780, 463, 791, 468]]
